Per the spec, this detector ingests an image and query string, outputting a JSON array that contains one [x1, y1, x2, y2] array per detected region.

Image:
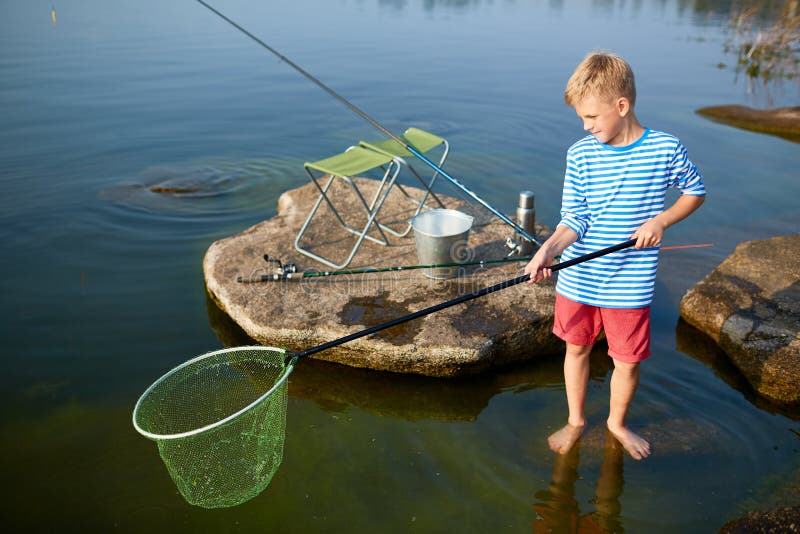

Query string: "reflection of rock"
[[205, 290, 258, 347], [290, 350, 614, 423], [675, 319, 800, 420], [204, 179, 560, 377], [680, 235, 800, 405], [696, 105, 800, 143], [719, 505, 800, 534]]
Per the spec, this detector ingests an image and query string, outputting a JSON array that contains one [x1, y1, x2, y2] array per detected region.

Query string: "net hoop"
[[132, 346, 296, 441]]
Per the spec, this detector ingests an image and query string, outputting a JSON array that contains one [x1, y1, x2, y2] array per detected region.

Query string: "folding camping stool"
[[359, 127, 449, 237], [294, 146, 402, 269]]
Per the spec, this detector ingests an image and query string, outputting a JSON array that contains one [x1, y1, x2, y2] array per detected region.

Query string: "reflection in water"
[[533, 431, 625, 533], [380, 0, 752, 18], [725, 1, 799, 93], [720, 0, 800, 105], [675, 319, 800, 421]]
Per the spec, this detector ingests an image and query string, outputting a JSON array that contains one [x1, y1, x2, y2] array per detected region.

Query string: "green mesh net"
[[133, 347, 295, 508]]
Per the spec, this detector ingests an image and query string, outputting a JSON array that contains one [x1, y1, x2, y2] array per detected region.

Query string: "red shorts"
[[553, 294, 651, 363]]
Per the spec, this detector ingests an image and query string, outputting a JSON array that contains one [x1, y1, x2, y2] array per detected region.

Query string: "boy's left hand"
[[631, 218, 666, 249]]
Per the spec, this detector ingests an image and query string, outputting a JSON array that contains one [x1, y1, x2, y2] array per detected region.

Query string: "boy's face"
[[573, 96, 631, 146]]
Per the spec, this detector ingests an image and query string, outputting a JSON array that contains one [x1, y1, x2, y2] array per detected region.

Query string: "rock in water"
[[696, 105, 800, 143], [680, 235, 800, 404]]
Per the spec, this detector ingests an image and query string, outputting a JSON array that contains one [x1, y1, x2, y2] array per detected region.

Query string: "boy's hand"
[[632, 195, 705, 249], [524, 247, 556, 283], [631, 218, 666, 249]]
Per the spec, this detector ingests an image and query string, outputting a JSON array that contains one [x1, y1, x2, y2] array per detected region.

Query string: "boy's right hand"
[[524, 248, 555, 284], [524, 226, 579, 283]]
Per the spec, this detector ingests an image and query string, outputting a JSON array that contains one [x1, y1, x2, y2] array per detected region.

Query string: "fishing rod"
[[194, 0, 542, 248], [237, 255, 533, 283], [236, 242, 713, 283]]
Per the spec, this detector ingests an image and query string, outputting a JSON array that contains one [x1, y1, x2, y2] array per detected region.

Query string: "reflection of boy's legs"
[[532, 439, 582, 533], [590, 430, 625, 532], [548, 342, 592, 454]]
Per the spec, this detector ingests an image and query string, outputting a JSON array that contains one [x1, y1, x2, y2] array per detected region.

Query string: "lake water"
[[1, 0, 798, 531]]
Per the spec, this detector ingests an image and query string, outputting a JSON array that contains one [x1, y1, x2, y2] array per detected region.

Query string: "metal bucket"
[[411, 209, 474, 279]]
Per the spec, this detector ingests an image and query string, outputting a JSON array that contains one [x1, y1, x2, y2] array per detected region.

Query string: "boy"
[[525, 52, 706, 460]]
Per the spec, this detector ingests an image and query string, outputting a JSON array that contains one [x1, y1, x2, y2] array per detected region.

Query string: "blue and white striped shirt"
[[556, 129, 706, 308]]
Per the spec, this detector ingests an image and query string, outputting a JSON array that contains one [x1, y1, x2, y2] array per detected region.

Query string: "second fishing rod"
[[237, 255, 533, 283], [194, 0, 542, 249], [236, 242, 713, 283]]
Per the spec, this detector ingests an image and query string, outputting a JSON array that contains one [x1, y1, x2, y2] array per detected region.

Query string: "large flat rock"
[[679, 235, 800, 404], [204, 178, 561, 376]]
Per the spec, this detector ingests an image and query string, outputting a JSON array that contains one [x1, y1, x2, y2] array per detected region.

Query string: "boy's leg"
[[550, 295, 602, 455], [606, 359, 651, 460], [600, 305, 652, 460], [565, 342, 593, 427], [548, 342, 592, 454]]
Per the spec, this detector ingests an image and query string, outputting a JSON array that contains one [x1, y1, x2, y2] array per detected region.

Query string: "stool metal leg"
[[294, 161, 401, 269]]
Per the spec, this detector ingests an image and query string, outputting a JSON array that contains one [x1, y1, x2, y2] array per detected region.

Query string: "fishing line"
[[194, 0, 542, 247]]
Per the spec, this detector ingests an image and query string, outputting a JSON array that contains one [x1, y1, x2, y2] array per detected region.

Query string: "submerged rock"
[[680, 235, 800, 404], [204, 179, 559, 377], [718, 505, 800, 533], [696, 105, 800, 143]]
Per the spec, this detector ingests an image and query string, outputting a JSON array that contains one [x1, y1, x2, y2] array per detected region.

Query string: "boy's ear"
[[616, 97, 631, 117]]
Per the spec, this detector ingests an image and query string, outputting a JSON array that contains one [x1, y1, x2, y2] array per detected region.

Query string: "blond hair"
[[564, 51, 636, 107]]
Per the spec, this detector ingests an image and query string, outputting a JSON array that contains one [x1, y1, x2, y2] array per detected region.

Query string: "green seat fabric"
[[305, 147, 394, 178], [360, 127, 445, 159]]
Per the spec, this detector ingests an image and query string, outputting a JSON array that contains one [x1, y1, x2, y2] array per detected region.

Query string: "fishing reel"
[[263, 254, 298, 275], [505, 237, 522, 257], [505, 237, 538, 257]]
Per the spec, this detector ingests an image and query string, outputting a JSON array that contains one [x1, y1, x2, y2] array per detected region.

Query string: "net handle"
[[294, 239, 637, 359], [132, 346, 296, 441]]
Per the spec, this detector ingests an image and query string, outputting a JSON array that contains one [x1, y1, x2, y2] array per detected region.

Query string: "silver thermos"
[[517, 191, 536, 255]]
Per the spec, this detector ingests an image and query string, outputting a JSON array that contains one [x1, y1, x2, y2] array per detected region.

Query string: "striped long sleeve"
[[555, 129, 706, 308]]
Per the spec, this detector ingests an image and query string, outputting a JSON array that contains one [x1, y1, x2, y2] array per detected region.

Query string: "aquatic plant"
[[725, 0, 800, 102]]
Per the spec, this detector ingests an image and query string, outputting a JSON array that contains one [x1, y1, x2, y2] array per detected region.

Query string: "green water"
[[1, 0, 798, 531]]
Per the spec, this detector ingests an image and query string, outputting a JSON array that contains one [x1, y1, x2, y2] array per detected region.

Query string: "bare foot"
[[606, 424, 651, 460], [547, 424, 584, 454]]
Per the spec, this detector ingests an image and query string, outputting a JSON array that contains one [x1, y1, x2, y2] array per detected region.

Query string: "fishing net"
[[133, 346, 295, 508]]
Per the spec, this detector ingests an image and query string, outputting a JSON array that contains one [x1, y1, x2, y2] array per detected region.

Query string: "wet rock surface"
[[204, 179, 559, 376], [680, 235, 800, 404]]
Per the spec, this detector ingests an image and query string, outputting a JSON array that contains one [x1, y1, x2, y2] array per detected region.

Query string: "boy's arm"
[[524, 224, 579, 283], [632, 194, 705, 249]]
